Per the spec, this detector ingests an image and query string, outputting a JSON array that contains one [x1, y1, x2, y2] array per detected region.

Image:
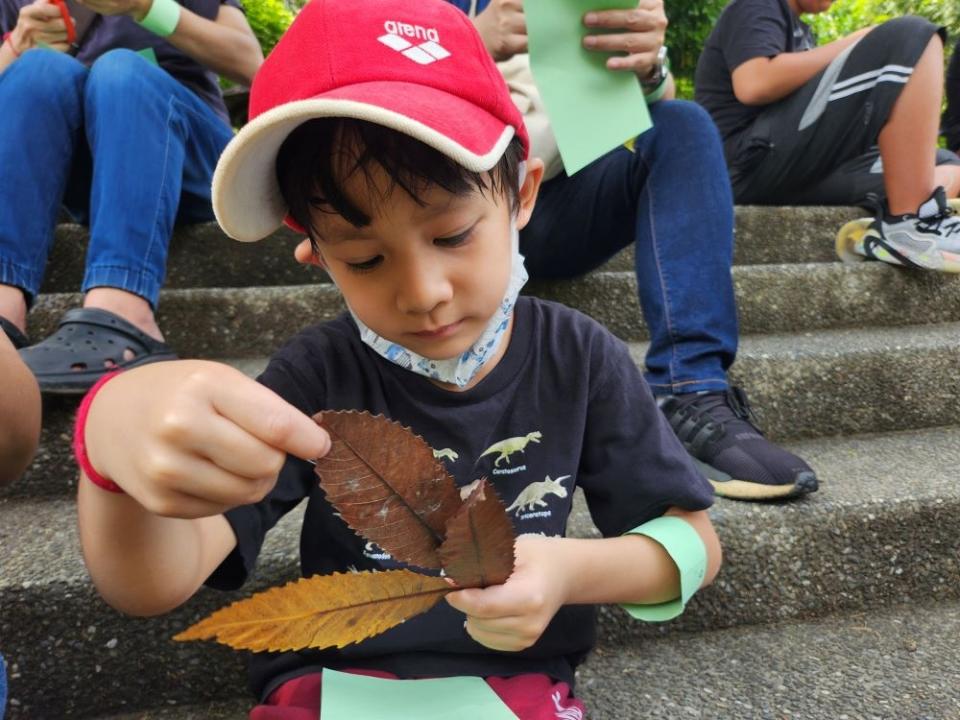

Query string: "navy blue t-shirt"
[[695, 0, 815, 149], [207, 297, 714, 700], [0, 0, 241, 122]]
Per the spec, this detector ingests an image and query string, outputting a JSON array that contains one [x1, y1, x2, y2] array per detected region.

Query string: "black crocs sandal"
[[20, 307, 178, 395], [0, 316, 29, 349]]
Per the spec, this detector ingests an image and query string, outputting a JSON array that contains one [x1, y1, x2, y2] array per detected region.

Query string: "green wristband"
[[619, 515, 707, 622], [138, 0, 181, 37], [642, 76, 669, 104]]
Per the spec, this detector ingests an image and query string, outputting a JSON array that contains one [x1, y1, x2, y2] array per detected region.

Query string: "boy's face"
[[301, 160, 542, 362]]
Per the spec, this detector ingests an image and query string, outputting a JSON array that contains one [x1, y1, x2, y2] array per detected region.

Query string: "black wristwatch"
[[641, 45, 669, 91]]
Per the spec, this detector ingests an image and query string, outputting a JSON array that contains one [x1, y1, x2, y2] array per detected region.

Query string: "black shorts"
[[728, 16, 958, 206]]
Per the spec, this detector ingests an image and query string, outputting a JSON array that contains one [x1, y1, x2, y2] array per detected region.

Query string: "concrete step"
[[42, 206, 861, 293], [85, 602, 960, 719], [581, 600, 960, 720], [12, 320, 960, 499], [95, 700, 251, 720], [24, 261, 960, 356], [5, 424, 960, 716]]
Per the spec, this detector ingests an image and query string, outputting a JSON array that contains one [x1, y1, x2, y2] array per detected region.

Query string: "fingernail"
[[584, 12, 596, 24], [584, 35, 596, 47]]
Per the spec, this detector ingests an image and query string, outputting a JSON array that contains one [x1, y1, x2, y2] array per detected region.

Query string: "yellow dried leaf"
[[174, 569, 451, 652]]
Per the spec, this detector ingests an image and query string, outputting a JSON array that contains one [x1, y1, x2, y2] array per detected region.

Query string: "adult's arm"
[[732, 27, 872, 106], [0, 333, 40, 486], [78, 0, 263, 85]]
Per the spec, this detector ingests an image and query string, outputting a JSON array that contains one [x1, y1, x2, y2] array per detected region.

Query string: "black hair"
[[275, 117, 524, 250]]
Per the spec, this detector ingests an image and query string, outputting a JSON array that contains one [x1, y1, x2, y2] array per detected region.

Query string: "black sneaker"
[[660, 387, 818, 500]]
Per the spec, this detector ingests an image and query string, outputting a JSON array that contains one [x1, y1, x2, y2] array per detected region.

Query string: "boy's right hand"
[[84, 360, 331, 519], [9, 0, 71, 55]]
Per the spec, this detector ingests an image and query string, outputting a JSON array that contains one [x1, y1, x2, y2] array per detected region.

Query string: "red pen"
[[50, 0, 76, 45]]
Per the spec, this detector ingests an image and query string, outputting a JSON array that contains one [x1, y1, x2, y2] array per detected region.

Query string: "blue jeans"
[[0, 49, 234, 308], [520, 99, 738, 395]]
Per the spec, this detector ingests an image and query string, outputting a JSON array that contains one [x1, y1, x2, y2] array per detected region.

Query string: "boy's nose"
[[395, 259, 454, 314]]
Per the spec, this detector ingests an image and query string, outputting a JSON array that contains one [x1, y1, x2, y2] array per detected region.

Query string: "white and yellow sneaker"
[[837, 188, 960, 273]]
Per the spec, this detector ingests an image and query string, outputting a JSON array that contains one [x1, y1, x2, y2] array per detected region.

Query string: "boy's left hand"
[[582, 0, 666, 78], [445, 534, 571, 652]]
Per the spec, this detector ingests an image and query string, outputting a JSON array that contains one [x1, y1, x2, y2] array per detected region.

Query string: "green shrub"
[[806, 0, 960, 47], [666, 0, 728, 78], [244, 0, 296, 56]]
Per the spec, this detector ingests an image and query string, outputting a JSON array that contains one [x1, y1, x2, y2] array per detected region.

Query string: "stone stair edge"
[[43, 204, 866, 293], [5, 413, 960, 628], [6, 414, 960, 716], [11, 319, 960, 499], [25, 263, 960, 358], [83, 599, 960, 720]]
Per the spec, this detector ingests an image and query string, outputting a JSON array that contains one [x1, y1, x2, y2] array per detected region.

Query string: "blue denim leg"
[[79, 49, 234, 307], [0, 50, 88, 301], [520, 99, 738, 394]]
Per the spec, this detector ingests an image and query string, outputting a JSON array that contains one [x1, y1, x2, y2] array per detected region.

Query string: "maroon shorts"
[[249, 669, 587, 720]]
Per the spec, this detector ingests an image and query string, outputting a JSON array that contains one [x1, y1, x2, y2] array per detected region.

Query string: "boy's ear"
[[294, 238, 326, 268], [515, 158, 545, 232]]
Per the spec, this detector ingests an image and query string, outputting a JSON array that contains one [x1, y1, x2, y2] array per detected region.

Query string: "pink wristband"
[[73, 371, 125, 493], [3, 32, 20, 58]]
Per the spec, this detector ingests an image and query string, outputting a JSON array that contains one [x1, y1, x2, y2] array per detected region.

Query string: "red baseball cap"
[[212, 0, 529, 242]]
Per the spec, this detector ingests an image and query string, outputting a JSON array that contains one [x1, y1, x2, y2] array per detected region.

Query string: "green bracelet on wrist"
[[619, 515, 708, 622], [138, 0, 181, 37], [642, 76, 669, 104]]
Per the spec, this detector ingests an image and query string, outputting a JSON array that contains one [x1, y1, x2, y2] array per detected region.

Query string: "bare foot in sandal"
[[20, 289, 177, 394], [0, 284, 28, 336], [84, 288, 165, 344]]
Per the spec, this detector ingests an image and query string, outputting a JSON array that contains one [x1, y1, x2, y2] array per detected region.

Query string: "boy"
[[695, 0, 960, 272], [76, 0, 722, 716]]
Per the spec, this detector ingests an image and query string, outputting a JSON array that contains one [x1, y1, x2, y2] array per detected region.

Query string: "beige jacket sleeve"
[[497, 54, 565, 181]]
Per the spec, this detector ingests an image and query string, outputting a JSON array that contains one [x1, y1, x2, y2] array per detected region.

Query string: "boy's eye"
[[434, 227, 474, 248], [345, 256, 383, 273]]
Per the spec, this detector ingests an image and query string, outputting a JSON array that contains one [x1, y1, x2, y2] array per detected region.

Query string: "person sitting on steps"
[[0, 0, 263, 393], [695, 0, 960, 273], [454, 0, 818, 500], [75, 2, 723, 715]]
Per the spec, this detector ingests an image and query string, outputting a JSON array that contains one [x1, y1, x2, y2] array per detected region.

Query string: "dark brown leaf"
[[314, 410, 462, 569], [437, 478, 516, 588], [174, 569, 451, 652]]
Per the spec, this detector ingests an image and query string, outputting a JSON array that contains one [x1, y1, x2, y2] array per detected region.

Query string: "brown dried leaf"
[[437, 479, 516, 588], [313, 411, 462, 569], [174, 569, 451, 652]]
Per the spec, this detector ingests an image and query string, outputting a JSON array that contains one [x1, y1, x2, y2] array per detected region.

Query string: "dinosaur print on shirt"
[[507, 475, 570, 518], [480, 431, 542, 468]]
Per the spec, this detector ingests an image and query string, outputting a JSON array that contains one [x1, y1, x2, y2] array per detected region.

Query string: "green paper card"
[[136, 47, 159, 66], [524, 0, 652, 174], [320, 669, 519, 720]]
